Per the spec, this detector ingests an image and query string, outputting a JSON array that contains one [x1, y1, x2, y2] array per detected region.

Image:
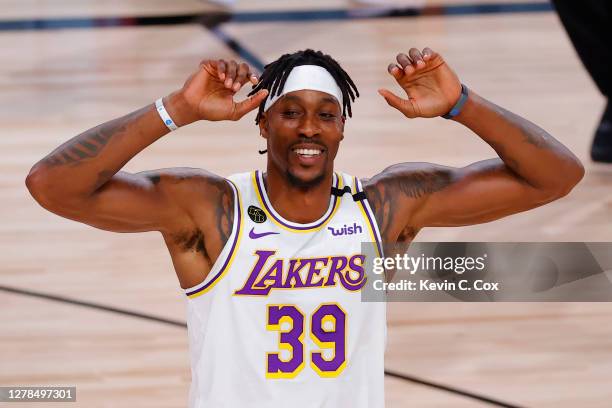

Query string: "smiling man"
[[26, 48, 583, 407]]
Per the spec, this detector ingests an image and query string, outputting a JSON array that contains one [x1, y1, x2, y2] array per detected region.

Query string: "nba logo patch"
[[248, 205, 267, 223]]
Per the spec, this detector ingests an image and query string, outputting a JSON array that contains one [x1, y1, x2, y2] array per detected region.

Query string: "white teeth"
[[294, 148, 322, 156]]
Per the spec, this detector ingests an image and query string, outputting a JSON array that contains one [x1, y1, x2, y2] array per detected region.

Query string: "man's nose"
[[297, 114, 320, 138]]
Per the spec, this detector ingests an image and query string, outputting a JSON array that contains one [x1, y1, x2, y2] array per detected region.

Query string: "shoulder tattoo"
[[364, 167, 453, 239], [166, 173, 235, 260]]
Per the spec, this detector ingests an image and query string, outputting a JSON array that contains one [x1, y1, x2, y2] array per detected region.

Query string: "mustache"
[[289, 138, 327, 150]]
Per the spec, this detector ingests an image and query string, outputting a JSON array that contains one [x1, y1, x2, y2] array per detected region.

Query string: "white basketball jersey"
[[184, 171, 386, 408]]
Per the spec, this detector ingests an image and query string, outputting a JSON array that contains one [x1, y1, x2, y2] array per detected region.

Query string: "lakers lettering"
[[235, 250, 367, 296]]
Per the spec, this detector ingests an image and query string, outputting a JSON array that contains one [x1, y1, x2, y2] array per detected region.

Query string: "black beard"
[[286, 168, 326, 190]]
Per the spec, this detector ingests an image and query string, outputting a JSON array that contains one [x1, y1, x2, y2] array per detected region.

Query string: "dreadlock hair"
[[248, 49, 359, 125]]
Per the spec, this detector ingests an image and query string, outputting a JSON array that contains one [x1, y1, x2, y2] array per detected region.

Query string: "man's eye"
[[283, 111, 299, 117], [320, 113, 336, 119]]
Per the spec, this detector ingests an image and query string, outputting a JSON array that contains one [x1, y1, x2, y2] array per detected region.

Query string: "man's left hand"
[[379, 47, 461, 118]]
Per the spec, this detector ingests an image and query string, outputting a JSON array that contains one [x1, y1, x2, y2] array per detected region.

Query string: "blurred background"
[[2, 0, 611, 406]]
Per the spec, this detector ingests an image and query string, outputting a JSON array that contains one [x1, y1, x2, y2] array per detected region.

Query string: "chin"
[[286, 167, 327, 189]]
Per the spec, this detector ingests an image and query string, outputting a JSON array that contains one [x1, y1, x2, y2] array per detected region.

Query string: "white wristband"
[[155, 97, 179, 131]]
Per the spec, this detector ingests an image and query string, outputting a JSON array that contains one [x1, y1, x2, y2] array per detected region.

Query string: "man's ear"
[[340, 115, 346, 141], [259, 112, 269, 139]]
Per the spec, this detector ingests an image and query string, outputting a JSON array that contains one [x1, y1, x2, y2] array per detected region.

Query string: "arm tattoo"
[[489, 102, 553, 149], [364, 182, 391, 238], [168, 176, 234, 262], [214, 179, 234, 245], [365, 166, 453, 239], [43, 109, 142, 167], [518, 122, 551, 148], [392, 169, 453, 198]]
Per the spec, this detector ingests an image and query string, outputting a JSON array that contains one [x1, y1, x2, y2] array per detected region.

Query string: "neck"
[[263, 167, 334, 224]]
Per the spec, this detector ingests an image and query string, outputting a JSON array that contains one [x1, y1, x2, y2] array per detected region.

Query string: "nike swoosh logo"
[[249, 227, 280, 239]]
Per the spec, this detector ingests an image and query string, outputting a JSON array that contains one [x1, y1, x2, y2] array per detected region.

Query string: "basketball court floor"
[[1, 0, 611, 406]]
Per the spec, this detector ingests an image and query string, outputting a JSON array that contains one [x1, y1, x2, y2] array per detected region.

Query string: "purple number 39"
[[266, 303, 346, 378]]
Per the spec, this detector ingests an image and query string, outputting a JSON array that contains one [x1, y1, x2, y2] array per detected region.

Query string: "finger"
[[233, 62, 250, 92], [387, 63, 403, 80], [422, 47, 437, 61], [408, 48, 425, 69], [396, 53, 415, 75], [396, 53, 412, 68], [378, 88, 416, 118], [199, 59, 218, 79], [249, 72, 259, 85], [232, 89, 269, 120], [378, 88, 405, 110], [225, 60, 238, 88], [217, 59, 226, 81]]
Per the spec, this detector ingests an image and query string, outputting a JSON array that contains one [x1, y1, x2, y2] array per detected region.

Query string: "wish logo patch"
[[327, 222, 363, 236]]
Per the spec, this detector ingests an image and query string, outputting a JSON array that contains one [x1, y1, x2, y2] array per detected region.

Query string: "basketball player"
[[26, 47, 583, 407]]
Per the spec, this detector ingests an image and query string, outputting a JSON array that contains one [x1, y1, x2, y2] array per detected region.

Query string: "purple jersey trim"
[[254, 170, 340, 231]]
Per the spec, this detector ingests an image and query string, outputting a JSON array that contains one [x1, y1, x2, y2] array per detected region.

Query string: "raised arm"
[[366, 47, 583, 240], [26, 59, 268, 234]]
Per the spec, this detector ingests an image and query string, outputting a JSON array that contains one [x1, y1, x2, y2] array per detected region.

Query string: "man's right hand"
[[168, 59, 269, 125]]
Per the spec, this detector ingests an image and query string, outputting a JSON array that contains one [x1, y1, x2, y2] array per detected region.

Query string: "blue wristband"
[[442, 84, 469, 119]]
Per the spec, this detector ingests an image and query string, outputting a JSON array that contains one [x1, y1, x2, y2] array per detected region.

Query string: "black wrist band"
[[442, 83, 469, 119]]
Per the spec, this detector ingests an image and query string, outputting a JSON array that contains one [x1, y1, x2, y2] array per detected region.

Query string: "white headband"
[[263, 65, 344, 112]]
